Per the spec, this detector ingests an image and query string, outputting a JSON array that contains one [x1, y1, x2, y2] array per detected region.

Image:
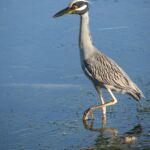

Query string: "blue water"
[[0, 0, 150, 149]]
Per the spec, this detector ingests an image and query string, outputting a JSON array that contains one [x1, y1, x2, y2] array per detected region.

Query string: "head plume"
[[69, 0, 89, 7]]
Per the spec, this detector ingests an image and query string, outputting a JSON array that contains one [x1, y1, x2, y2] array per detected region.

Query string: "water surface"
[[0, 0, 150, 149]]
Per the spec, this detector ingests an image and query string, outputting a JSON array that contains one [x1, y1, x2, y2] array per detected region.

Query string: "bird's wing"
[[84, 51, 133, 90]]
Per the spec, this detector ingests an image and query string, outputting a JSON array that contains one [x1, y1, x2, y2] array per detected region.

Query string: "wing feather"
[[84, 50, 142, 98]]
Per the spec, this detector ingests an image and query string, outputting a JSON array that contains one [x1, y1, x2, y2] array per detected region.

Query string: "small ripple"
[[2, 83, 82, 89], [12, 128, 31, 134]]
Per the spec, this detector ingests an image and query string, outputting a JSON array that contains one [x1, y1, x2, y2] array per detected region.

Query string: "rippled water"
[[0, 0, 150, 149]]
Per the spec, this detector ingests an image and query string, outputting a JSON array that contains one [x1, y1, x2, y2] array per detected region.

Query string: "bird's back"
[[83, 49, 144, 100]]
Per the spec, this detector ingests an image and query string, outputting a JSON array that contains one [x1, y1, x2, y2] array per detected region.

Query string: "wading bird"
[[53, 0, 144, 120]]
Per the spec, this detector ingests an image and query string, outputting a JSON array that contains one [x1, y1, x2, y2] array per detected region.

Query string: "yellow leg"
[[83, 87, 117, 121], [99, 88, 106, 116], [102, 87, 118, 107], [95, 86, 106, 116]]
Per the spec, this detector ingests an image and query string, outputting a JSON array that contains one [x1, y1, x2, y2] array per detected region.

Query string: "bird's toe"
[[83, 107, 94, 121]]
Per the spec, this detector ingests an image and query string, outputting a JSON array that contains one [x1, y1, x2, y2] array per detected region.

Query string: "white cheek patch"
[[76, 5, 87, 11]]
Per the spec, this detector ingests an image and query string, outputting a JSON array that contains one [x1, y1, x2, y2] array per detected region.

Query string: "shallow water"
[[0, 0, 150, 149]]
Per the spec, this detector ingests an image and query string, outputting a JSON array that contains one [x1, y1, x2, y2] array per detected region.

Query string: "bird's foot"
[[83, 107, 94, 121], [83, 105, 107, 121]]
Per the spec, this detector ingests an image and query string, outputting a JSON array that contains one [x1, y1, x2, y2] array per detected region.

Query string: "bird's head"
[[53, 0, 89, 18]]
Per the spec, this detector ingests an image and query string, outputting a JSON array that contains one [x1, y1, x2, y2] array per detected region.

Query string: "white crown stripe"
[[69, 0, 89, 7], [72, 0, 88, 3]]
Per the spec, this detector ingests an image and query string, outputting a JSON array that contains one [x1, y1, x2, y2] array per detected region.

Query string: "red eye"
[[72, 5, 78, 9]]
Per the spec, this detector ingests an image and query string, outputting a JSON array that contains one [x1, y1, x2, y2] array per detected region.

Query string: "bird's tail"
[[128, 82, 144, 101], [128, 90, 144, 101]]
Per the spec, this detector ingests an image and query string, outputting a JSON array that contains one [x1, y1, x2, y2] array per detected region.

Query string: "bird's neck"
[[79, 12, 95, 60]]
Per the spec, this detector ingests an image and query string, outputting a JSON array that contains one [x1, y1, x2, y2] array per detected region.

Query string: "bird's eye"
[[72, 5, 78, 9]]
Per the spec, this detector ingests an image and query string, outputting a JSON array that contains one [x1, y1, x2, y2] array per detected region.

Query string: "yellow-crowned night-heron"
[[53, 0, 144, 120]]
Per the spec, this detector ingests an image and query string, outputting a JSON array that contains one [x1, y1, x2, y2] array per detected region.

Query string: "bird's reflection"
[[83, 116, 142, 149]]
